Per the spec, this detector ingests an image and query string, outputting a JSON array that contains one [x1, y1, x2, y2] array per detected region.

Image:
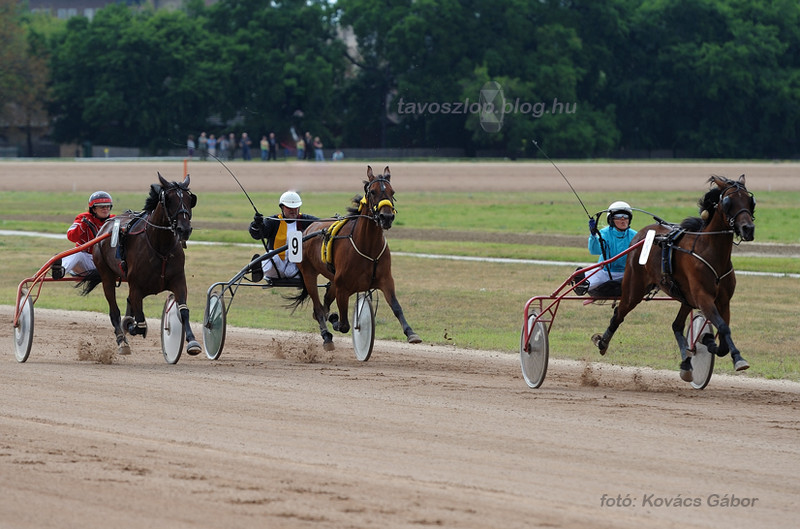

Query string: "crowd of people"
[[187, 130, 343, 162]]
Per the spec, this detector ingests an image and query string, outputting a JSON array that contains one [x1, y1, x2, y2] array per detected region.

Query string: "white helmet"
[[279, 190, 302, 209], [606, 201, 632, 224]]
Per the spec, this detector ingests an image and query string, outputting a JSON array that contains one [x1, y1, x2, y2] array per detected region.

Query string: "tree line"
[[2, 0, 799, 158]]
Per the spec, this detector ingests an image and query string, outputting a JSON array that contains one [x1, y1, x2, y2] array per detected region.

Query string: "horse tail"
[[285, 282, 310, 313], [76, 270, 103, 296]]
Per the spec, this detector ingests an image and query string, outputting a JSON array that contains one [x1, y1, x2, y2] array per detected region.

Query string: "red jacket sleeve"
[[66, 213, 100, 247]]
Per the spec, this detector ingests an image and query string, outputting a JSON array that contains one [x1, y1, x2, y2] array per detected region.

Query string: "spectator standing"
[[207, 134, 217, 158], [240, 132, 252, 160], [268, 132, 278, 161], [198, 132, 208, 161], [303, 132, 313, 160], [227, 132, 237, 160], [218, 134, 229, 160], [296, 137, 305, 160], [313, 136, 324, 161], [186, 135, 195, 158], [260, 135, 269, 161]]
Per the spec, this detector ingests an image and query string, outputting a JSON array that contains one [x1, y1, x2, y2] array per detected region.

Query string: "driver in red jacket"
[[52, 191, 115, 279]]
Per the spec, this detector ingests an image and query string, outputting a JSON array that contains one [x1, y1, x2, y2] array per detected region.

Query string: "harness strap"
[[672, 246, 734, 283], [321, 218, 349, 264]]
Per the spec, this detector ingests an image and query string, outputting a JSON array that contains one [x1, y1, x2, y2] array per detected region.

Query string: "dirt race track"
[[1, 160, 799, 528]]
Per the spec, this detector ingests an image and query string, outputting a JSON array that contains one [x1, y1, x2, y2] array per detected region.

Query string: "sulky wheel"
[[203, 292, 226, 361], [687, 314, 715, 390], [351, 293, 375, 362], [14, 291, 35, 363], [160, 293, 184, 364], [520, 310, 549, 389]]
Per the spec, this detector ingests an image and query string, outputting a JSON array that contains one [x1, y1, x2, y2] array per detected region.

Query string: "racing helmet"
[[88, 191, 113, 209], [279, 190, 302, 209], [606, 201, 632, 224]]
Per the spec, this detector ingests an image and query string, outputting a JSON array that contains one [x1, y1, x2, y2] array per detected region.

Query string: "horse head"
[[156, 173, 198, 242], [364, 165, 396, 230], [708, 174, 755, 241]]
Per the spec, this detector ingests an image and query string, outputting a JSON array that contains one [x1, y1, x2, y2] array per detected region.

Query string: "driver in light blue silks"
[[582, 201, 637, 296]]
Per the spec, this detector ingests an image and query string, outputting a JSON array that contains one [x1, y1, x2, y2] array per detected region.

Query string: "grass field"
[[2, 186, 798, 381]]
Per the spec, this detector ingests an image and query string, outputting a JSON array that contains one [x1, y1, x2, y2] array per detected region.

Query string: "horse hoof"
[[328, 313, 339, 324], [407, 333, 422, 344], [323, 341, 335, 352], [734, 359, 750, 371], [122, 316, 135, 335], [680, 369, 694, 382], [185, 341, 202, 356], [118, 343, 131, 356], [591, 334, 607, 355]]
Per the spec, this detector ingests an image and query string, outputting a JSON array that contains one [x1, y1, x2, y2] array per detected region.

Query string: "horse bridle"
[[719, 183, 755, 231], [363, 176, 396, 223], [158, 183, 196, 234]]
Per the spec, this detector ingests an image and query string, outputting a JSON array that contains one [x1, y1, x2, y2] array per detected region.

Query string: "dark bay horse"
[[290, 165, 421, 350], [79, 173, 201, 356], [592, 175, 755, 380]]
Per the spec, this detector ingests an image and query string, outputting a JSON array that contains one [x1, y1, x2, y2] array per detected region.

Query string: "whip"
[[532, 140, 612, 280], [207, 152, 269, 252], [531, 140, 592, 220]]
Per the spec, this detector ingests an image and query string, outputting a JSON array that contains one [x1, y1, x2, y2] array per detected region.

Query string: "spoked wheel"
[[203, 292, 226, 361], [687, 314, 715, 390], [520, 310, 549, 388], [351, 292, 375, 362], [14, 291, 34, 363], [160, 293, 184, 365]]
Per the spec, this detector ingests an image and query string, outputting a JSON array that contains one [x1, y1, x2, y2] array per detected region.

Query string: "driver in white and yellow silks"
[[248, 191, 318, 281]]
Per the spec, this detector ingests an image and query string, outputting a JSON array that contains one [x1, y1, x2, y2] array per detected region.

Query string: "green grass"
[[1, 187, 798, 382], [3, 189, 800, 244]]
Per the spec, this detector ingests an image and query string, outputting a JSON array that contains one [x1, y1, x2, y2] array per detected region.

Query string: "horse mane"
[[143, 179, 191, 212], [680, 176, 731, 230], [143, 184, 161, 212], [679, 216, 704, 231], [346, 194, 363, 216]]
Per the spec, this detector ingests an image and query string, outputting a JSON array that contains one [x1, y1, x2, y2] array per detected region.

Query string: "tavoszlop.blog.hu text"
[[395, 97, 577, 118]]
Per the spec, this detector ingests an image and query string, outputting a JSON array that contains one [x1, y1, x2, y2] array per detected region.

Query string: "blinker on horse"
[[592, 175, 755, 381], [290, 165, 421, 350], [78, 173, 201, 356]]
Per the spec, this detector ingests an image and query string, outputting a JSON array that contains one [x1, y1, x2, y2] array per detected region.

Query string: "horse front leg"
[[671, 303, 694, 382], [331, 287, 352, 335], [702, 306, 749, 372], [391, 299, 421, 343], [101, 281, 129, 355], [172, 284, 201, 356], [381, 287, 421, 343]]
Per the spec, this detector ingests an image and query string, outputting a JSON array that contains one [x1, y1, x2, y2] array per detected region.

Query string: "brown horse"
[[290, 165, 421, 350], [79, 173, 201, 356], [592, 175, 755, 381]]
